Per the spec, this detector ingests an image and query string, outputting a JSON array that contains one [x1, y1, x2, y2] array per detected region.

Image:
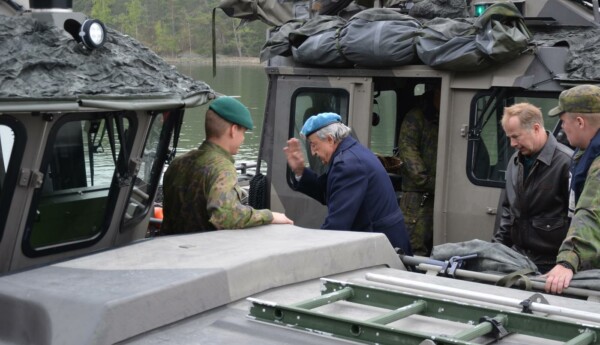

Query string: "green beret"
[[209, 97, 254, 130], [301, 112, 342, 137], [549, 84, 600, 117]]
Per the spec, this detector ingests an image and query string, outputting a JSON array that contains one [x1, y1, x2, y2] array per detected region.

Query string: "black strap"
[[105, 114, 118, 167], [105, 113, 131, 187], [167, 110, 184, 164]]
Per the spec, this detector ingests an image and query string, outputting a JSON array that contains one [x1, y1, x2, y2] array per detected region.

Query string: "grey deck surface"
[[122, 266, 600, 345], [2, 225, 599, 345], [0, 225, 401, 345]]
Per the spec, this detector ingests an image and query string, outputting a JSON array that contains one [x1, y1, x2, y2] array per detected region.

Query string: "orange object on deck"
[[153, 206, 164, 220]]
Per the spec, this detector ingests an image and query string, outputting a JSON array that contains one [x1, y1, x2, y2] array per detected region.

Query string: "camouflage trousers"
[[399, 191, 434, 256]]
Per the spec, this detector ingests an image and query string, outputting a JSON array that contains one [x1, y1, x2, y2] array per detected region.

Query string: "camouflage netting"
[[532, 26, 600, 81], [0, 15, 213, 99], [408, 0, 469, 19]]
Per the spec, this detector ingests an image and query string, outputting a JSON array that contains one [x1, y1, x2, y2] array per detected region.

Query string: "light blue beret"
[[301, 112, 342, 137], [209, 97, 254, 130]]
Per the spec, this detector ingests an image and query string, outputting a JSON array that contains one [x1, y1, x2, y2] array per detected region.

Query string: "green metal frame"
[[248, 278, 599, 345]]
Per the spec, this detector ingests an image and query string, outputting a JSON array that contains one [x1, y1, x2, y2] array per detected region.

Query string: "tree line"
[[74, 0, 268, 58]]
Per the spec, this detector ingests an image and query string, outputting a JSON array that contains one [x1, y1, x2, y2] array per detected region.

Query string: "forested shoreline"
[[73, 0, 268, 59], [165, 56, 261, 65]]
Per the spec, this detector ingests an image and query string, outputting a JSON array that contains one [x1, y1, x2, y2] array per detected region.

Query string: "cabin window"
[[0, 126, 14, 199], [370, 90, 397, 155], [290, 88, 349, 176], [467, 90, 561, 188], [123, 110, 180, 228], [0, 117, 25, 242], [23, 113, 134, 256]]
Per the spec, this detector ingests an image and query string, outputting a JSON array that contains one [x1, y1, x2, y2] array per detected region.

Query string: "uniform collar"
[[200, 140, 235, 163]]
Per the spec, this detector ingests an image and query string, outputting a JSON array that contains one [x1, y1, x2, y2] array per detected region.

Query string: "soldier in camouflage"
[[397, 86, 440, 256], [545, 84, 600, 294], [161, 97, 293, 234]]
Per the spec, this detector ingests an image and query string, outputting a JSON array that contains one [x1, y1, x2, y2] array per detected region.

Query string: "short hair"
[[501, 103, 544, 130], [205, 109, 231, 139], [314, 122, 351, 143], [568, 112, 600, 127]]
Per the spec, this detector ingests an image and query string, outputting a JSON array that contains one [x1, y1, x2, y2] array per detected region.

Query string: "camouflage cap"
[[209, 96, 254, 130], [549, 84, 600, 117], [301, 112, 342, 137]]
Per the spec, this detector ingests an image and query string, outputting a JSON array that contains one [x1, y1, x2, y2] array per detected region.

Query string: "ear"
[[577, 116, 585, 129], [228, 124, 237, 138]]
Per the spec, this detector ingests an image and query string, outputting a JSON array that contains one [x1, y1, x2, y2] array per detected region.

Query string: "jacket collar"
[[515, 131, 556, 166], [333, 136, 358, 158], [326, 136, 358, 173]]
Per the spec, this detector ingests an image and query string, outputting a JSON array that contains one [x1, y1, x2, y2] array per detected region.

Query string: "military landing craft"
[[2, 0, 600, 344]]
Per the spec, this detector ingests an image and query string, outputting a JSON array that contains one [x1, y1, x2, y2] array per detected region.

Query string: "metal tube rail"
[[416, 263, 600, 299], [291, 286, 353, 309], [365, 273, 600, 324], [366, 300, 427, 324]]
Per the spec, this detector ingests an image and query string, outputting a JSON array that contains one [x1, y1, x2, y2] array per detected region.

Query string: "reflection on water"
[[174, 63, 267, 165]]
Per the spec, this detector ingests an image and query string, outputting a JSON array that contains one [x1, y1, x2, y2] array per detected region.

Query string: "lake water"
[[173, 63, 398, 165], [174, 63, 268, 165]]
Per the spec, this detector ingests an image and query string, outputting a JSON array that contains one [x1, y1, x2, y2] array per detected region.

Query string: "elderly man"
[[283, 112, 412, 255], [492, 103, 572, 273], [545, 85, 600, 294], [162, 97, 293, 234]]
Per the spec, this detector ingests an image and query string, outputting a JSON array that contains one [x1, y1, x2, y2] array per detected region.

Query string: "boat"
[[2, 0, 600, 344]]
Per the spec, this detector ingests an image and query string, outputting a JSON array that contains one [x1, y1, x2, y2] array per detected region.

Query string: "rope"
[[248, 172, 267, 209]]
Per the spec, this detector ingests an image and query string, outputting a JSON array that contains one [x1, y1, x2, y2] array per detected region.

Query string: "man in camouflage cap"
[[544, 84, 600, 294], [162, 96, 293, 234]]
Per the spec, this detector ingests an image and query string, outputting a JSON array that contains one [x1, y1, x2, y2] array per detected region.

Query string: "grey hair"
[[314, 122, 351, 143]]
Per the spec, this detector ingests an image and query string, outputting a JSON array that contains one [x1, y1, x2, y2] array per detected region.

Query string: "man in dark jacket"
[[492, 103, 573, 273], [283, 112, 412, 255]]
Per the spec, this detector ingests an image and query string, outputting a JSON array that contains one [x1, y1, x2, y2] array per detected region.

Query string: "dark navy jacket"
[[294, 136, 412, 255]]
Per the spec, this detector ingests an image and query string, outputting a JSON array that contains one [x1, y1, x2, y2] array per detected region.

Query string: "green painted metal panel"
[[248, 278, 600, 345]]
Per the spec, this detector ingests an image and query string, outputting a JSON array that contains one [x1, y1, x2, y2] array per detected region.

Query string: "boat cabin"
[[248, 0, 600, 247], [0, 0, 214, 273]]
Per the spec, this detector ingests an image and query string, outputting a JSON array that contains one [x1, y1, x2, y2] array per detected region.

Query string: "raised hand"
[[283, 138, 305, 176]]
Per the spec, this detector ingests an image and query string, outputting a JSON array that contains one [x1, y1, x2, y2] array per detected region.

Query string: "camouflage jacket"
[[397, 107, 438, 193], [161, 141, 273, 234], [556, 153, 600, 272]]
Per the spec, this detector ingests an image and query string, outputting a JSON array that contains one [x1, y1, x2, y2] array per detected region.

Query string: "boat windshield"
[[23, 112, 134, 256]]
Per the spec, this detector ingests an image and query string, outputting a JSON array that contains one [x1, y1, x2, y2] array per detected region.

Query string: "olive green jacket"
[[557, 154, 600, 273], [161, 141, 273, 234], [397, 107, 437, 193]]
